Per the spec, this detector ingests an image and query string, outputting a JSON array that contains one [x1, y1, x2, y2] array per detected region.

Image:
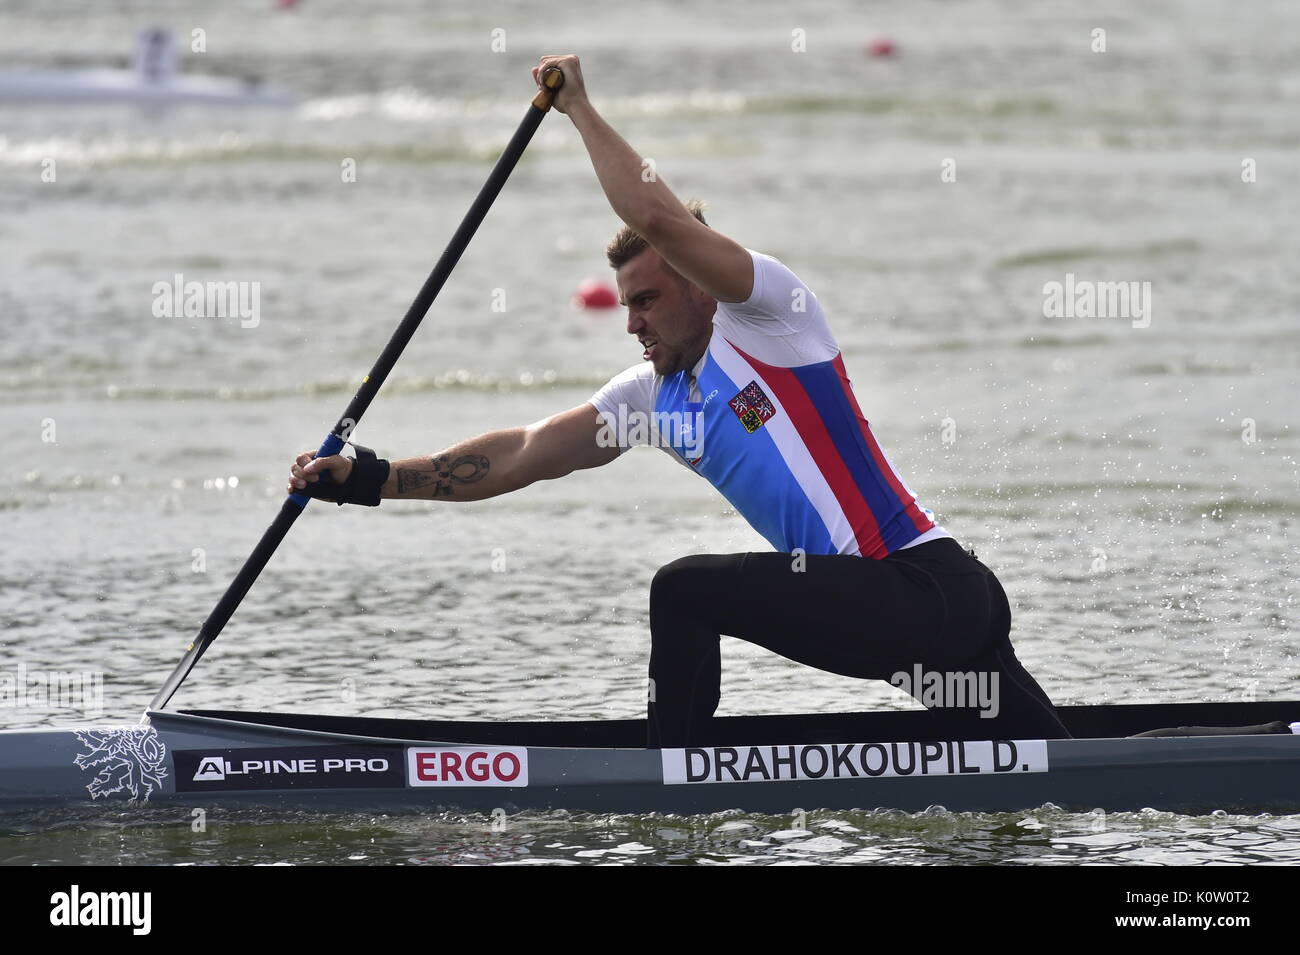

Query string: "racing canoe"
[[1, 699, 1297, 816]]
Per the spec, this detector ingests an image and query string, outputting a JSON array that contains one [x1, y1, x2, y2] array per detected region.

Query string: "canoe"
[[0, 68, 298, 107], [0, 26, 296, 107], [2, 699, 1297, 816]]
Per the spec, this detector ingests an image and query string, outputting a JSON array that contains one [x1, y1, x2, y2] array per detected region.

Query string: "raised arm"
[[534, 54, 754, 304], [288, 403, 620, 502]]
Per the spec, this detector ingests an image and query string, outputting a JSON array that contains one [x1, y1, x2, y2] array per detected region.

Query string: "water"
[[1, 0, 1297, 865], [2, 803, 1299, 866]]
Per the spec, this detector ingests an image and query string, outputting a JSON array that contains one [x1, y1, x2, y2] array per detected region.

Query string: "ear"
[[689, 282, 717, 308]]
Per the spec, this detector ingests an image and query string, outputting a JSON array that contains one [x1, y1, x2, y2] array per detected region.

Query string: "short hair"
[[606, 199, 708, 270]]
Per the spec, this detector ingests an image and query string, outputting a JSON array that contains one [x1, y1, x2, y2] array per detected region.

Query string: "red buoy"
[[866, 36, 897, 57], [572, 278, 619, 310]]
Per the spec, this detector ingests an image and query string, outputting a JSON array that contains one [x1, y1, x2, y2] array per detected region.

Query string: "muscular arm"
[[380, 403, 619, 501], [539, 56, 754, 304]]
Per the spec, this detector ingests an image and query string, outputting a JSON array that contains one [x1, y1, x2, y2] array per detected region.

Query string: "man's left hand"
[[533, 54, 587, 114]]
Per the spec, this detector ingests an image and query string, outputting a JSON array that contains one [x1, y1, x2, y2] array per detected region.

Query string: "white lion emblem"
[[74, 726, 168, 803]]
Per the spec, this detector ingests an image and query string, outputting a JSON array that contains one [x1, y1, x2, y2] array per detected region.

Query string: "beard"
[[644, 308, 713, 376]]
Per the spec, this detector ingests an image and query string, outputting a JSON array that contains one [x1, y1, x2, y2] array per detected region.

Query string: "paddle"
[[148, 67, 566, 712]]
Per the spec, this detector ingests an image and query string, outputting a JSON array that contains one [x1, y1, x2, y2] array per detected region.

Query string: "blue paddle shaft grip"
[[288, 432, 348, 508], [316, 432, 347, 459]]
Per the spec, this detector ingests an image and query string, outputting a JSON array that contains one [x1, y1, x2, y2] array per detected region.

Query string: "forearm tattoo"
[[396, 454, 490, 496]]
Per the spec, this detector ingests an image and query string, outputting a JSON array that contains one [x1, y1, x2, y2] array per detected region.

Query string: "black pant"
[[646, 537, 1071, 747]]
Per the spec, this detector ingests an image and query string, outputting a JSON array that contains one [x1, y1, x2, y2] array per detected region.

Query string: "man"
[[289, 54, 1071, 747]]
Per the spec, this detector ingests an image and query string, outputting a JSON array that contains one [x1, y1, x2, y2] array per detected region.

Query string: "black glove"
[[303, 442, 390, 506]]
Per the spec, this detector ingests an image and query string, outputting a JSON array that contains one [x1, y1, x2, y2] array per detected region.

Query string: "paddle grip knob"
[[532, 66, 565, 111]]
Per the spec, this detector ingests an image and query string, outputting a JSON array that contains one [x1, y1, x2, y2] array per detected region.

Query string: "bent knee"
[[650, 554, 739, 606], [651, 556, 707, 602]]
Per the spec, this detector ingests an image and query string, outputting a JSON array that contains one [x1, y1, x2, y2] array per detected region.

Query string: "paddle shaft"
[[148, 70, 565, 712]]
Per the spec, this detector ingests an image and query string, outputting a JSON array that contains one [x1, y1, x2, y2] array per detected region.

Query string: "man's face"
[[616, 250, 715, 377]]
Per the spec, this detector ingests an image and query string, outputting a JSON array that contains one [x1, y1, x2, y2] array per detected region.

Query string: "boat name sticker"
[[174, 745, 405, 791], [405, 747, 529, 787], [74, 726, 169, 803], [661, 740, 1049, 785]]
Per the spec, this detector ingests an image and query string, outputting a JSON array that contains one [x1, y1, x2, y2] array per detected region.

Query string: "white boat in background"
[[0, 27, 297, 107]]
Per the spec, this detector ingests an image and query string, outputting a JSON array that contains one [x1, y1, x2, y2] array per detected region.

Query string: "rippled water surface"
[[4, 806, 1300, 867], [1, 0, 1297, 864]]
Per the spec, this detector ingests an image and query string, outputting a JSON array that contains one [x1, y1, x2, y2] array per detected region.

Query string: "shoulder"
[[587, 361, 659, 417], [748, 249, 808, 302], [717, 249, 823, 330], [713, 249, 838, 363]]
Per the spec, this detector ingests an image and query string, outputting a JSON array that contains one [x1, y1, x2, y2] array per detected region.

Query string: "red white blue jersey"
[[589, 250, 948, 558]]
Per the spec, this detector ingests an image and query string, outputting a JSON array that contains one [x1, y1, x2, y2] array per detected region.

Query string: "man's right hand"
[[287, 450, 352, 496]]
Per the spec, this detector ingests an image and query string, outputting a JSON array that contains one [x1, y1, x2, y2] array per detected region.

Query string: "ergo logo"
[[406, 747, 528, 787]]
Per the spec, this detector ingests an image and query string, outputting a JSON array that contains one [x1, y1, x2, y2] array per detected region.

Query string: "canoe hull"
[[2, 702, 1297, 816]]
